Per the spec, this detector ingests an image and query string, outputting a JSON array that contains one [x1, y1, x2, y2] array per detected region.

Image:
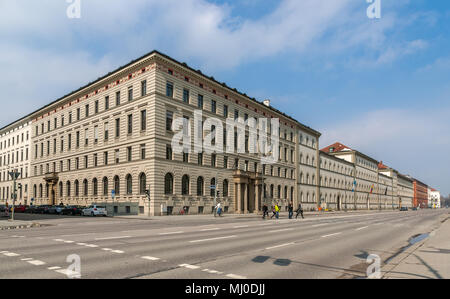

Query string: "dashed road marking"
[[142, 256, 160, 261], [95, 236, 131, 241], [200, 228, 220, 232], [64, 241, 75, 243], [321, 232, 342, 238], [179, 264, 201, 270], [226, 274, 247, 279], [312, 223, 329, 227], [85, 244, 99, 248], [3, 252, 20, 257], [265, 243, 295, 250], [27, 260, 46, 266], [233, 225, 249, 229], [102, 248, 113, 251], [159, 231, 184, 235], [190, 235, 237, 243], [21, 258, 33, 261], [111, 250, 124, 254], [355, 226, 369, 231], [268, 228, 294, 233], [48, 266, 62, 270]]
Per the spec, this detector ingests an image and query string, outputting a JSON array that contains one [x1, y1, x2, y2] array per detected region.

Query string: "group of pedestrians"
[[262, 202, 304, 220]]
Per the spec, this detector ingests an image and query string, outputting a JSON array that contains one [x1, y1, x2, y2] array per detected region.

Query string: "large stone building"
[[0, 119, 32, 206], [413, 179, 428, 209], [0, 50, 433, 215]]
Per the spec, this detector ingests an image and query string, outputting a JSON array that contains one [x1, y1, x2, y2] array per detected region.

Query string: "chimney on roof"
[[263, 99, 271, 107]]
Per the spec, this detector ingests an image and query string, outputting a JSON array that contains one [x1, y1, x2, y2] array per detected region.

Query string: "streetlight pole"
[[8, 170, 20, 222]]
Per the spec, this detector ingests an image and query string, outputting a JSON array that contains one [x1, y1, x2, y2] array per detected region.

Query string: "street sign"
[[210, 185, 216, 189]]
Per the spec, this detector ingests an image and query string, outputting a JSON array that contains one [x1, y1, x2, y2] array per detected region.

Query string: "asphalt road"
[[0, 209, 448, 279]]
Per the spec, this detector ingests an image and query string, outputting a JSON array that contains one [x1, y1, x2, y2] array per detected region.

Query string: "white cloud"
[[319, 107, 450, 194]]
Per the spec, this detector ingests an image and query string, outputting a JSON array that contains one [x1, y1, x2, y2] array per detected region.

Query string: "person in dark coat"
[[288, 202, 294, 219], [296, 203, 304, 219], [262, 204, 269, 219]]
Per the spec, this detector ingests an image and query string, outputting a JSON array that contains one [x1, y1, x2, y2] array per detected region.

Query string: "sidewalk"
[[113, 209, 387, 221], [382, 215, 450, 279], [0, 217, 44, 231]]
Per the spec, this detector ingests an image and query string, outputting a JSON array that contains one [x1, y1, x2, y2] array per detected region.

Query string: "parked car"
[[62, 206, 84, 216], [14, 205, 28, 213], [400, 207, 408, 211], [48, 205, 64, 215], [412, 207, 418, 211], [0, 205, 6, 212], [35, 205, 52, 214], [82, 205, 107, 217], [25, 206, 38, 213]]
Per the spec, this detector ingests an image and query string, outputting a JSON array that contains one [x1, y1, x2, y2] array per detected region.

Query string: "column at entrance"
[[44, 173, 59, 206]]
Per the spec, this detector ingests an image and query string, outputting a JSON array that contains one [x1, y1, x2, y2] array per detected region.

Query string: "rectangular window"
[[223, 105, 228, 118], [104, 152, 108, 165], [61, 115, 65, 127], [140, 144, 146, 160], [77, 108, 81, 121], [224, 156, 228, 169], [115, 118, 120, 138], [76, 131, 80, 148], [84, 156, 88, 168], [198, 94, 203, 109], [166, 145, 172, 160], [234, 109, 239, 120], [105, 96, 109, 110], [94, 154, 98, 167], [198, 152, 203, 166], [141, 80, 147, 97], [183, 152, 189, 163], [115, 149, 120, 164], [211, 154, 216, 167], [94, 126, 99, 143], [211, 100, 216, 113], [140, 110, 147, 131], [166, 82, 174, 98], [183, 89, 189, 103], [116, 91, 121, 106], [127, 114, 133, 134], [127, 146, 132, 162], [85, 104, 89, 118], [166, 111, 173, 131], [128, 86, 133, 101], [104, 122, 109, 140], [68, 134, 72, 150], [85, 128, 89, 146], [69, 112, 72, 124], [95, 100, 99, 114]]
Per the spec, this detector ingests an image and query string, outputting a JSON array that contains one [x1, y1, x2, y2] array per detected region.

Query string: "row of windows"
[[164, 80, 297, 143], [0, 148, 29, 167], [1, 184, 28, 200], [34, 110, 147, 160], [0, 130, 30, 150], [33, 144, 147, 176], [34, 81, 148, 137], [1, 167, 29, 182]]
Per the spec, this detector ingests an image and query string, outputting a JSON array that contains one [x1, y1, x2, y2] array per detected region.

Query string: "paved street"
[[0, 209, 448, 279]]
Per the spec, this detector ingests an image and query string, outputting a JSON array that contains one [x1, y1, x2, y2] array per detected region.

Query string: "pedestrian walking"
[[214, 202, 222, 217], [262, 204, 269, 219], [288, 202, 293, 219], [275, 204, 280, 219], [295, 203, 304, 219], [270, 206, 277, 219]]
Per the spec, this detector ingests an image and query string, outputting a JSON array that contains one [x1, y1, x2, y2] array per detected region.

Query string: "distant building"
[[428, 188, 441, 209], [412, 179, 428, 208]]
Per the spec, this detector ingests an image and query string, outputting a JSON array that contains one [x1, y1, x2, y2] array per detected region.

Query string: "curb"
[[0, 223, 45, 231]]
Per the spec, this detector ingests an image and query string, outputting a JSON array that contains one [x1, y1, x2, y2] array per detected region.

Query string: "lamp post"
[[8, 170, 21, 222]]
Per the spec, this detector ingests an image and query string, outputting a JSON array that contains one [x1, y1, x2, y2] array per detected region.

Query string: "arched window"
[[103, 177, 108, 196], [45, 183, 49, 198], [83, 179, 88, 196], [223, 180, 229, 197], [197, 177, 204, 196], [291, 187, 294, 201], [74, 180, 79, 197], [114, 176, 120, 195], [92, 178, 98, 196], [182, 175, 190, 195], [277, 185, 281, 198], [270, 184, 274, 198], [39, 184, 43, 198], [164, 173, 173, 195], [33, 184, 37, 198], [139, 173, 146, 195], [210, 178, 216, 197], [284, 186, 288, 199], [126, 174, 133, 195], [66, 181, 71, 197]]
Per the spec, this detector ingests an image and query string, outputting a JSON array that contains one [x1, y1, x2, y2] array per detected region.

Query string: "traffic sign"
[[210, 185, 216, 189]]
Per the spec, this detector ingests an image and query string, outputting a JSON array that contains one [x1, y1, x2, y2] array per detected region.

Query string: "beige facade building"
[[0, 50, 430, 215]]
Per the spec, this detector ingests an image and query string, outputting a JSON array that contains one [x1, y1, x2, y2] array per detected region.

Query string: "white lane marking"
[[142, 256, 160, 261], [3, 252, 20, 257], [226, 274, 247, 279], [11, 235, 25, 238], [102, 248, 113, 251], [64, 241, 75, 243], [355, 226, 369, 231], [200, 228, 220, 232], [268, 228, 294, 233], [95, 236, 131, 241], [233, 225, 249, 229], [21, 258, 33, 261], [312, 223, 329, 227], [0, 251, 8, 254], [265, 243, 295, 250], [179, 264, 200, 270], [85, 244, 99, 248], [28, 260, 46, 266], [76, 243, 88, 246], [111, 250, 124, 254], [159, 231, 184, 236], [48, 266, 62, 270], [54, 239, 65, 242], [321, 232, 342, 238], [190, 235, 237, 243]]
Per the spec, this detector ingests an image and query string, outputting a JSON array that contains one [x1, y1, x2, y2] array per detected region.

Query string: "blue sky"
[[0, 0, 449, 195]]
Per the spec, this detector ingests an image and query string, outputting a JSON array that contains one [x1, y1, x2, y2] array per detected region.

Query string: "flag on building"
[[352, 179, 357, 192]]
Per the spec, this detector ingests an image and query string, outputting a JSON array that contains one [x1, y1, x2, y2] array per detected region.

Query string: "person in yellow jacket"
[[274, 204, 280, 219]]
